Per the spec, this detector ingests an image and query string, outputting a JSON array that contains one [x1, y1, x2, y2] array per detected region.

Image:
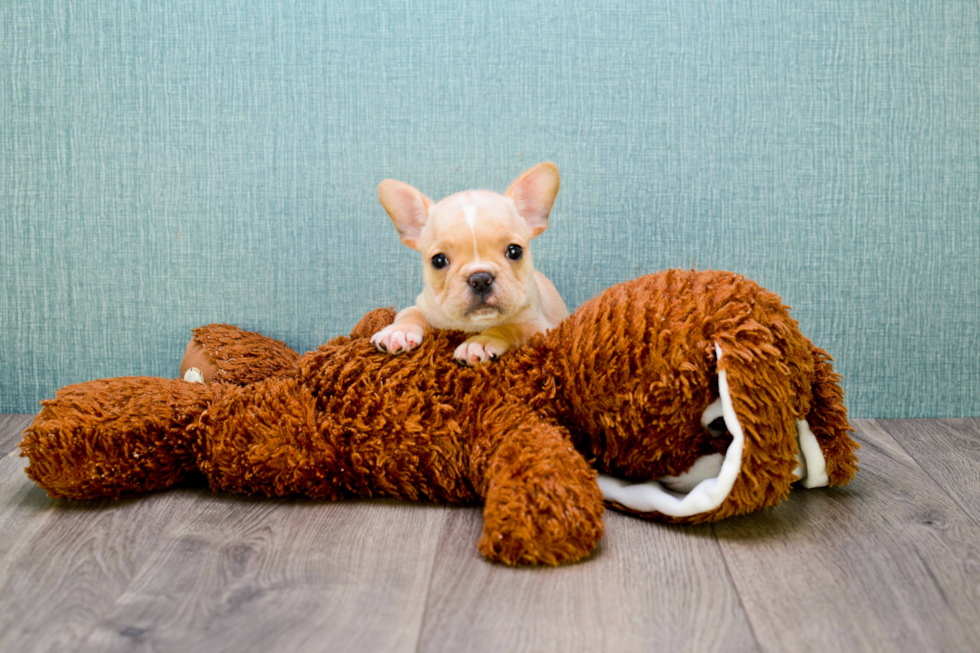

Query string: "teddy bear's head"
[[534, 269, 850, 523]]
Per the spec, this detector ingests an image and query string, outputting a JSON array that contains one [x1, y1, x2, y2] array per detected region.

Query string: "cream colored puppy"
[[371, 162, 569, 366]]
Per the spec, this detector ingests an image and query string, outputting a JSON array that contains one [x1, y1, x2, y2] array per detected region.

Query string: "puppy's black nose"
[[468, 272, 494, 295]]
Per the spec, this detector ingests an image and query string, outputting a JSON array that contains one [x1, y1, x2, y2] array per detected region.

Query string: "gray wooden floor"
[[0, 415, 978, 653]]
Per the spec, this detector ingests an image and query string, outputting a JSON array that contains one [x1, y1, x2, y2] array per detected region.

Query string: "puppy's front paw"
[[371, 324, 424, 355], [454, 335, 512, 366]]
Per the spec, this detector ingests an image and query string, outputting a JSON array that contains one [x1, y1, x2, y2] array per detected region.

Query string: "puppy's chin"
[[440, 296, 519, 332], [465, 304, 504, 321]]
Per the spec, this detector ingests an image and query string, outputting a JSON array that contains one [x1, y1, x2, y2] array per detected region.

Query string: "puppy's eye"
[[431, 254, 449, 269], [506, 244, 523, 261]]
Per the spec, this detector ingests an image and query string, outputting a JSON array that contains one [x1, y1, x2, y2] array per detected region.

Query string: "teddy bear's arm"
[[21, 377, 220, 500], [469, 406, 604, 565]]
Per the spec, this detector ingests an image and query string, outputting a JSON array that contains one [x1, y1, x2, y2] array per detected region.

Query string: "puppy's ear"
[[505, 162, 560, 238], [378, 180, 433, 250]]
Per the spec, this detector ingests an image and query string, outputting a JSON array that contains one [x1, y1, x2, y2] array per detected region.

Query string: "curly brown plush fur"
[[20, 270, 859, 565]]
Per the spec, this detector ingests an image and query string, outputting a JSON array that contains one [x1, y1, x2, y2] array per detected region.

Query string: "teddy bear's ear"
[[599, 343, 830, 522]]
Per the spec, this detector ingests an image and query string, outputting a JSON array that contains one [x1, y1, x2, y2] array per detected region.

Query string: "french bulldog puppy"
[[371, 162, 569, 366]]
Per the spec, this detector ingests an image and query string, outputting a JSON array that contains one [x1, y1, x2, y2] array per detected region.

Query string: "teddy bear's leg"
[[192, 376, 342, 498], [803, 343, 860, 486], [179, 335, 219, 383], [20, 377, 218, 500], [178, 324, 301, 386], [178, 311, 396, 387], [471, 408, 604, 565]]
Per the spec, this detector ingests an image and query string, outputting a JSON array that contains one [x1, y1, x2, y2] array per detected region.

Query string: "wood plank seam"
[[411, 506, 451, 653], [710, 523, 764, 653]]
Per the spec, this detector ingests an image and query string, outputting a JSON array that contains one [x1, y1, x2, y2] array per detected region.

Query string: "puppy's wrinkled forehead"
[[431, 191, 525, 235]]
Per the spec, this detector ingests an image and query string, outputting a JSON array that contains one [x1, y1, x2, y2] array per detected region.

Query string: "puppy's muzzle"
[[468, 272, 494, 296]]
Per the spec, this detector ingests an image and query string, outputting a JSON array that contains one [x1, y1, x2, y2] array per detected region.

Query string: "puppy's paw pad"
[[453, 336, 511, 366], [371, 324, 424, 355]]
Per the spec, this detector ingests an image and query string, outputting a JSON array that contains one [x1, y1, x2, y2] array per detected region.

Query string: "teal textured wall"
[[2, 1, 978, 417]]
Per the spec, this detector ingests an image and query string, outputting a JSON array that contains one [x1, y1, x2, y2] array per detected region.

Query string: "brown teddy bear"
[[20, 270, 859, 565]]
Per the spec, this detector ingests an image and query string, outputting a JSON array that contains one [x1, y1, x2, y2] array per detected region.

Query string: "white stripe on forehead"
[[462, 204, 481, 262]]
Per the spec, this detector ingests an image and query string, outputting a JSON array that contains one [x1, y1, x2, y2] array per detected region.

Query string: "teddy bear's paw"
[[371, 323, 424, 355], [478, 504, 603, 566], [453, 334, 511, 366], [182, 367, 205, 384], [478, 469, 604, 565]]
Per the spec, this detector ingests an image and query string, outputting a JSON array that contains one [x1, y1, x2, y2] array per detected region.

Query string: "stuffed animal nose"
[[468, 272, 494, 295]]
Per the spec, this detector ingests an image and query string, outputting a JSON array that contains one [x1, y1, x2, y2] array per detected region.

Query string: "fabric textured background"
[[1, 1, 978, 417]]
